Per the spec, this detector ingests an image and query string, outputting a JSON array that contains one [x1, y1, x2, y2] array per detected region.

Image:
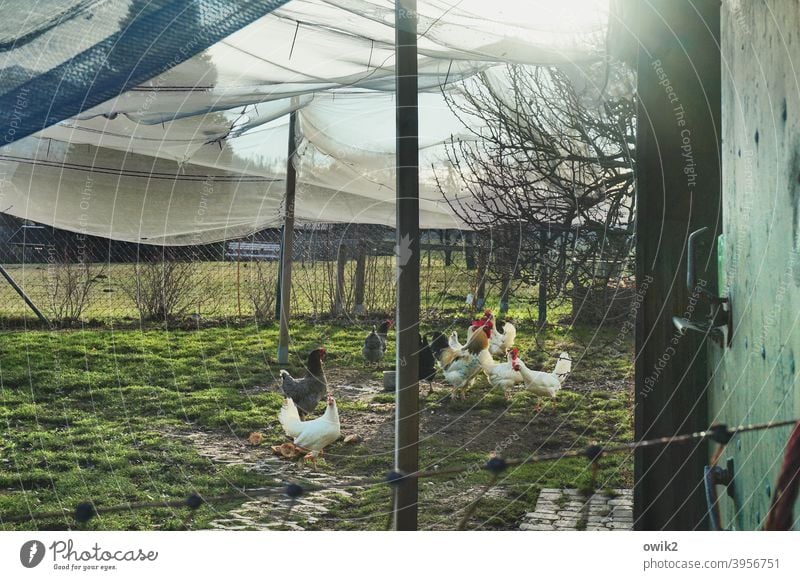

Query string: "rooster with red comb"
[[467, 309, 517, 357]]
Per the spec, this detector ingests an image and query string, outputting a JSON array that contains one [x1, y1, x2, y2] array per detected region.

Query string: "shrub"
[[44, 256, 105, 323], [125, 260, 198, 320]]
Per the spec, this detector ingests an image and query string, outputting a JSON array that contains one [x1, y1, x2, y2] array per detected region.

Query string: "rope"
[[2, 419, 796, 527]]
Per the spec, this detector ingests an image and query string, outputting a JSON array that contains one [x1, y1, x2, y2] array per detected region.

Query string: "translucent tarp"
[[0, 0, 612, 244]]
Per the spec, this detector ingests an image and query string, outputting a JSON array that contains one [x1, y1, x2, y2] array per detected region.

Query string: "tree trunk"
[[442, 229, 453, 266], [353, 233, 367, 315], [464, 231, 476, 269], [499, 269, 511, 315], [474, 241, 488, 309], [538, 228, 547, 326], [334, 241, 348, 315]]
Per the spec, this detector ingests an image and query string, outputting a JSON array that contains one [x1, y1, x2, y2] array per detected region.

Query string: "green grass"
[[0, 312, 633, 530]]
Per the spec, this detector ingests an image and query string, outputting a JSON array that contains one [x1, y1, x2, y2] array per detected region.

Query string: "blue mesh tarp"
[[0, 0, 290, 145]]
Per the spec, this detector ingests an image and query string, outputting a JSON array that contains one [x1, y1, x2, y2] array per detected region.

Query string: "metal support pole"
[[393, 0, 420, 531], [277, 111, 298, 365], [236, 240, 242, 318], [274, 253, 282, 320]]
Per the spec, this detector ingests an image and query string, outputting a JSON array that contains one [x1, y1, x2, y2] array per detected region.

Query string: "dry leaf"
[[343, 433, 362, 445]]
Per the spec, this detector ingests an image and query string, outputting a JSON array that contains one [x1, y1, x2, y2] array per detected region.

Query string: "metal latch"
[[672, 227, 732, 346], [704, 457, 735, 531]]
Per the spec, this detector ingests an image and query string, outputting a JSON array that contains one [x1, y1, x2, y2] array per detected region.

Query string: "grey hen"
[[376, 319, 392, 347], [279, 348, 327, 417], [362, 320, 392, 364]]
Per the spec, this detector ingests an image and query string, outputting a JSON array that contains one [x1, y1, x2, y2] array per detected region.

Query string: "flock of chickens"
[[270, 310, 571, 468]]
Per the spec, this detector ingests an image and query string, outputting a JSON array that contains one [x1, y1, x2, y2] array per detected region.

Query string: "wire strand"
[[2, 418, 796, 525]]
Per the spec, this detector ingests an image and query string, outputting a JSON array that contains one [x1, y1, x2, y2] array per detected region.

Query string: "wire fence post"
[[278, 110, 298, 365], [393, 0, 420, 531], [0, 264, 49, 324], [236, 240, 242, 318]]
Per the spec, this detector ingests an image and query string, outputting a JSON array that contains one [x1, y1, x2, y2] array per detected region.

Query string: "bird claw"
[[302, 452, 327, 469], [302, 453, 318, 469]]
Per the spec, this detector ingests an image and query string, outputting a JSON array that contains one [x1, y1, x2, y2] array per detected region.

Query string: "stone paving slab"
[[520, 488, 633, 531]]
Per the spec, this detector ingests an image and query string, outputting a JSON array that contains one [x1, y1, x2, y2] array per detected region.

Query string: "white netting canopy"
[[0, 0, 612, 244]]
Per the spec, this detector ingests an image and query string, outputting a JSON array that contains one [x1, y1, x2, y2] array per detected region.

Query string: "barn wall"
[[712, 0, 800, 530]]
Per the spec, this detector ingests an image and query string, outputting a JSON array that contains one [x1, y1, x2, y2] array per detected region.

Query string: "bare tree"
[[436, 64, 636, 308]]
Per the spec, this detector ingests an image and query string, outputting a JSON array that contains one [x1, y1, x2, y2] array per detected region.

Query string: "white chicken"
[[517, 351, 572, 404], [489, 318, 517, 357], [278, 397, 303, 438], [277, 395, 341, 468], [479, 347, 524, 398]]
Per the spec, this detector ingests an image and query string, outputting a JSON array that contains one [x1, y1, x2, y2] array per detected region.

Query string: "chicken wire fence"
[[0, 216, 634, 327], [0, 220, 467, 326]]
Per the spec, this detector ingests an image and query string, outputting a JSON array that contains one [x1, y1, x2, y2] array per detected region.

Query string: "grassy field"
[[0, 308, 633, 531]]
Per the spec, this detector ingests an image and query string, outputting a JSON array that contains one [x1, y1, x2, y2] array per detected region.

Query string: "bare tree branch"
[[435, 64, 635, 304]]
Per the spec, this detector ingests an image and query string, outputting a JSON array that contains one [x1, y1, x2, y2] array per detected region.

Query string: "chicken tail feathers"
[[278, 369, 293, 394], [502, 322, 517, 345], [279, 398, 303, 438], [448, 331, 462, 350], [553, 352, 572, 384]]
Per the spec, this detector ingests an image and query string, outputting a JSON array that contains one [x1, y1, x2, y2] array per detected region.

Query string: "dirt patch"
[[244, 367, 630, 469], [336, 376, 630, 466]]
